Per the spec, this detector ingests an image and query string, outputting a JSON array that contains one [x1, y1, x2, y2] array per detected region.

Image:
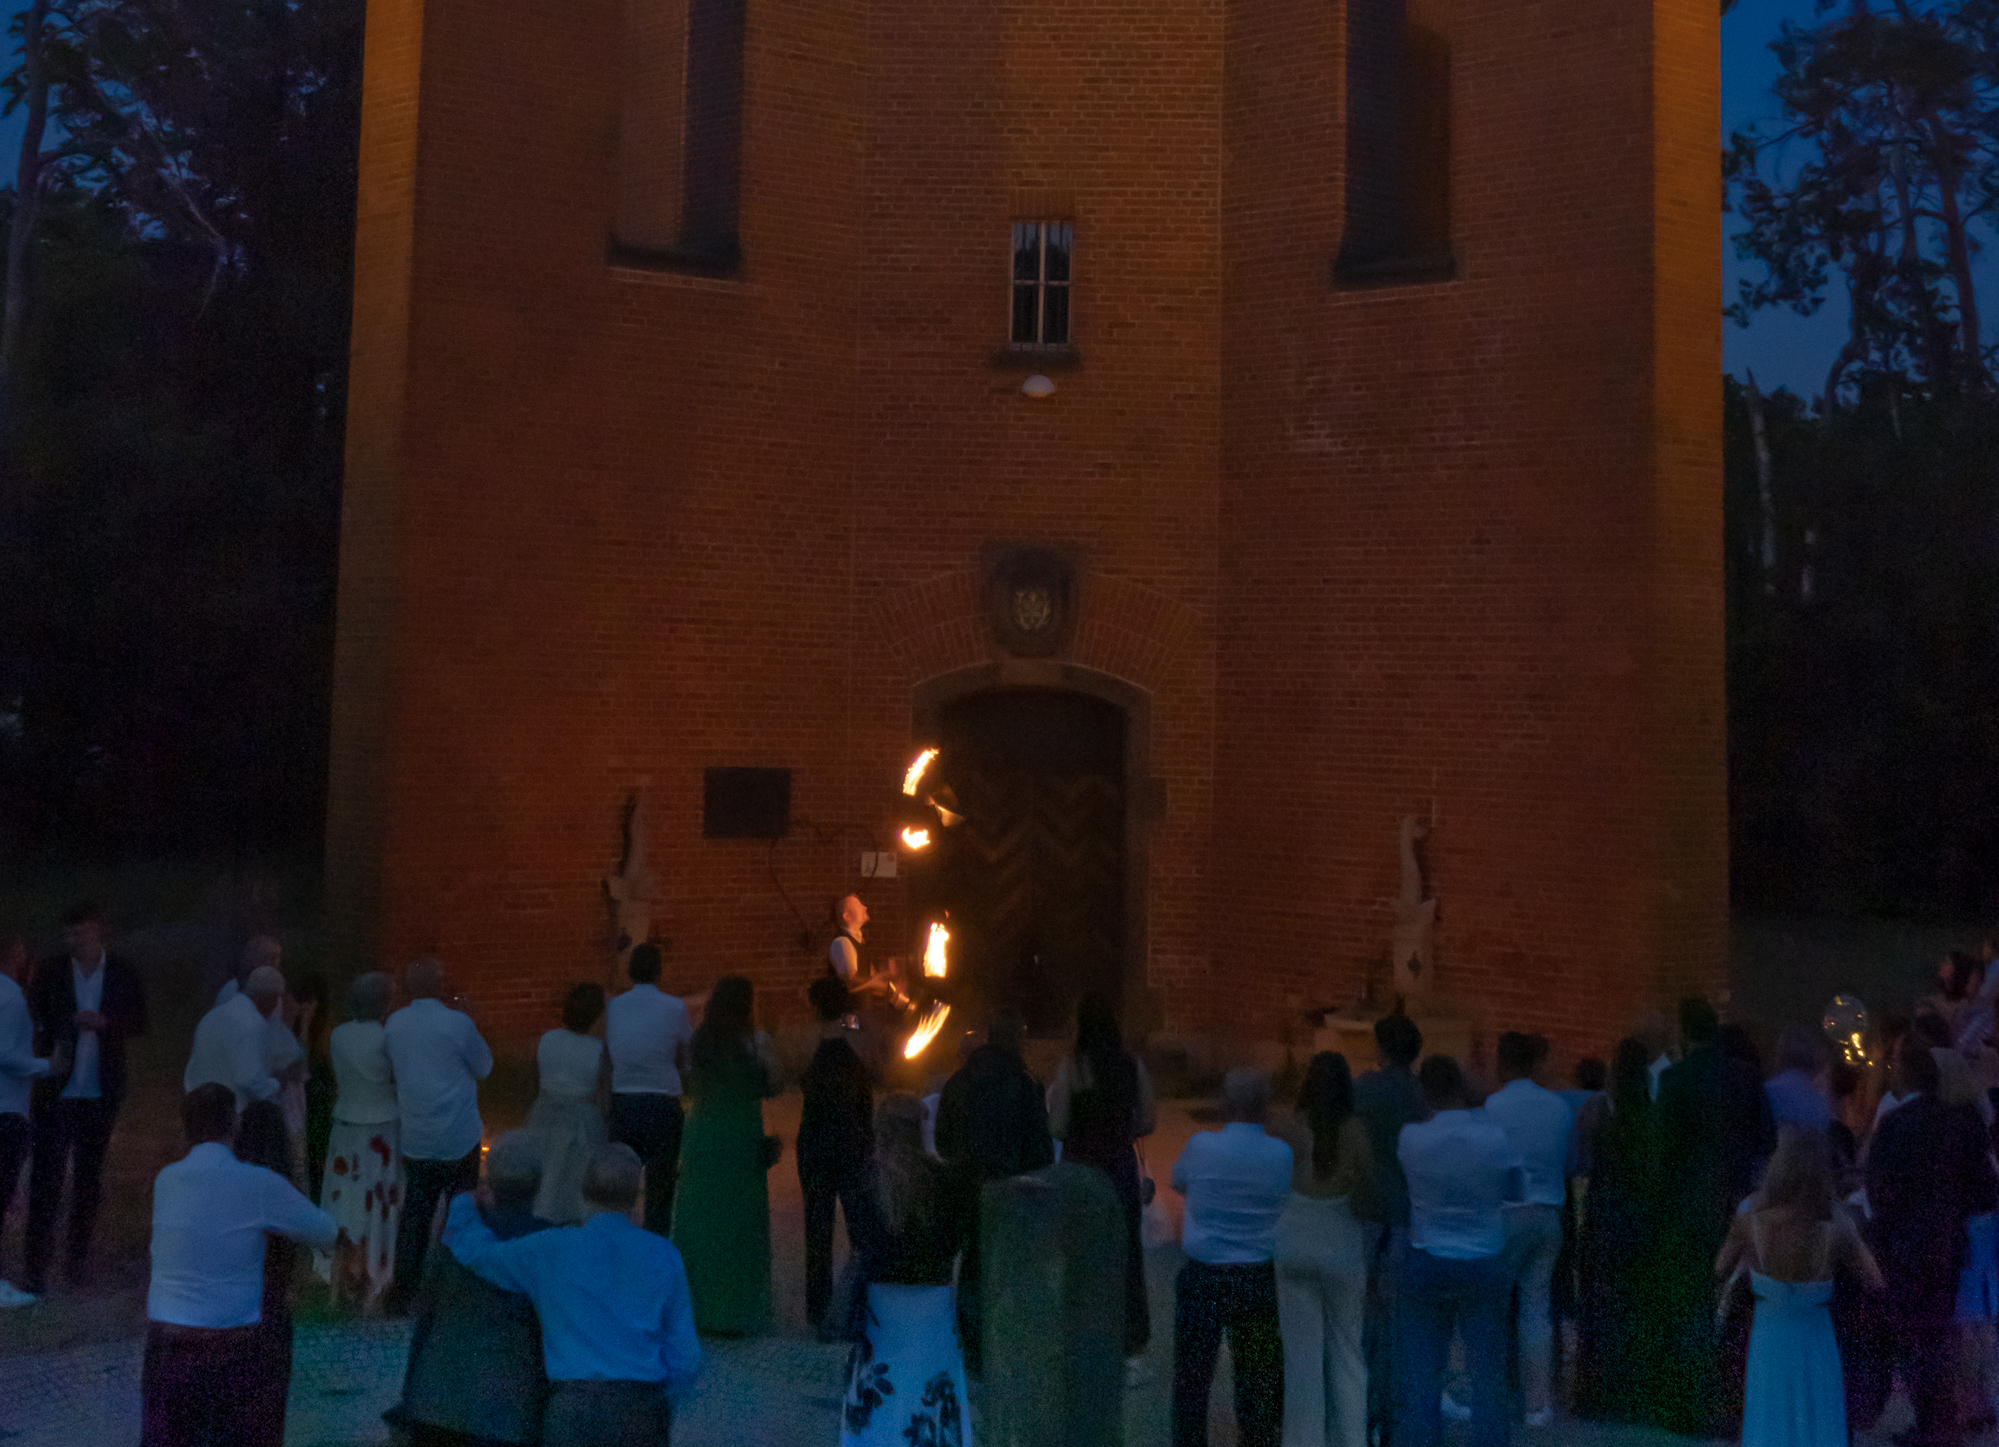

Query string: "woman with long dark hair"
[[1571, 1036, 1663, 1423], [1047, 990, 1156, 1371], [838, 1093, 970, 1447], [674, 975, 783, 1334], [1271, 1051, 1375, 1447]]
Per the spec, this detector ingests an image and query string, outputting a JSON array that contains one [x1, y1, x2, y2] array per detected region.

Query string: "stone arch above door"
[[868, 565, 1202, 691]]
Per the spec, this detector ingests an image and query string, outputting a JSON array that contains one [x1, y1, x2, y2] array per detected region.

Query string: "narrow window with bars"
[[1011, 222, 1072, 347]]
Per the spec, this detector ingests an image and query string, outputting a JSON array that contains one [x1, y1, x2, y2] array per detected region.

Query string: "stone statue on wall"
[[1391, 814, 1437, 1001], [605, 791, 657, 964]]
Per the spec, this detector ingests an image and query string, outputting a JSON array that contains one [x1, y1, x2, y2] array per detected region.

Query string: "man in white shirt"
[[0, 934, 60, 1306], [1397, 1056, 1524, 1447], [1169, 1068, 1293, 1447], [1481, 1032, 1574, 1428], [142, 1081, 335, 1447], [384, 956, 493, 1310], [605, 942, 695, 1236], [184, 966, 288, 1109]]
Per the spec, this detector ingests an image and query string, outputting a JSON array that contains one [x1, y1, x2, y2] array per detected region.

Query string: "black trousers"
[[0, 1112, 28, 1279], [1172, 1258, 1283, 1447], [394, 1149, 481, 1303], [609, 1094, 684, 1237], [799, 1162, 866, 1329], [141, 1321, 282, 1447], [541, 1380, 672, 1446], [25, 1095, 117, 1285]]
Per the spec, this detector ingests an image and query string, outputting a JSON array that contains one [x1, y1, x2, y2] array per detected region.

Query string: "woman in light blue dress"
[[1716, 1132, 1881, 1447]]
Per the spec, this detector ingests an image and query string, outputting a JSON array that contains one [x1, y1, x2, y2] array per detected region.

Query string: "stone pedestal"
[[980, 1162, 1125, 1447], [1315, 1009, 1479, 1074]]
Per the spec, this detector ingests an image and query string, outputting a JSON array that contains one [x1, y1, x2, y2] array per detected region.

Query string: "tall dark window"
[[1336, 0, 1452, 282], [681, 0, 745, 261], [1011, 222, 1072, 347], [612, 0, 745, 272]]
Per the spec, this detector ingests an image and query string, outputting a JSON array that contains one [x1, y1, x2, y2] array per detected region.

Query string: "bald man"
[[185, 966, 287, 1110]]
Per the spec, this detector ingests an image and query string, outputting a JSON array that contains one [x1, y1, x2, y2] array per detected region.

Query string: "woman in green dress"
[[674, 975, 783, 1334]]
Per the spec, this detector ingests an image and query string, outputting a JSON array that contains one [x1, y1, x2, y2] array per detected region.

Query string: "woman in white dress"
[[323, 972, 402, 1311], [1716, 1131, 1880, 1447], [526, 983, 609, 1223]]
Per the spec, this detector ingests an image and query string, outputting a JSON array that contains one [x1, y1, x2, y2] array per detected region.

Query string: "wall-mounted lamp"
[[1020, 374, 1057, 398]]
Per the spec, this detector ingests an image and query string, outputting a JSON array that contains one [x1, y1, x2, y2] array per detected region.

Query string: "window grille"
[[1011, 222, 1072, 347]]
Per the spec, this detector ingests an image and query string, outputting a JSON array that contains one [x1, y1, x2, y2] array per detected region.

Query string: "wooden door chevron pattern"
[[945, 767, 1124, 1031]]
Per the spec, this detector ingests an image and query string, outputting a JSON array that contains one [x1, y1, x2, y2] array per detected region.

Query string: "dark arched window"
[[1336, 0, 1452, 283]]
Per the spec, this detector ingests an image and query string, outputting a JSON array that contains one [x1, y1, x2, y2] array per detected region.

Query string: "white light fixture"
[[1020, 374, 1056, 398]]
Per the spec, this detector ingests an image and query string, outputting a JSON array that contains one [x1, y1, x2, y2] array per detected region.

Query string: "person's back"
[[384, 995, 491, 1161], [1481, 1074, 1573, 1210], [390, 1130, 558, 1447], [604, 981, 693, 1097], [1353, 1022, 1425, 1228], [184, 989, 279, 1108], [936, 1039, 1054, 1183], [1176, 1121, 1294, 1264], [799, 1031, 873, 1172], [444, 1142, 702, 1446]]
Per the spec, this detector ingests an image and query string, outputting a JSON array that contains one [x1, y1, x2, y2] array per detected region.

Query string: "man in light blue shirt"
[[1481, 1032, 1574, 1428], [1397, 1056, 1523, 1447], [1169, 1067, 1293, 1447], [445, 1142, 701, 1446], [1763, 1024, 1833, 1137]]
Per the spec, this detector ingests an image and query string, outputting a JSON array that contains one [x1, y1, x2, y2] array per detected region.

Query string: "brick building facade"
[[328, 0, 1725, 1060]]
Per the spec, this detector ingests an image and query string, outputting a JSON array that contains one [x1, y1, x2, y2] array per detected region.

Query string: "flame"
[[903, 748, 939, 797], [923, 921, 950, 977], [904, 1001, 952, 1059], [900, 826, 931, 850]]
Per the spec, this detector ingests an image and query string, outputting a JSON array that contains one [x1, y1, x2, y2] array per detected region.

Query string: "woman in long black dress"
[[1046, 991, 1157, 1371], [1571, 1036, 1663, 1423]]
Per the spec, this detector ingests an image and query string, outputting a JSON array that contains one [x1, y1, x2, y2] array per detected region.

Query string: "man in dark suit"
[[24, 900, 148, 1293], [1866, 1035, 1998, 1447]]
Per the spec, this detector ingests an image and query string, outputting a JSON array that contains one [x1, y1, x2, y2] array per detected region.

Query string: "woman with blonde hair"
[[838, 1092, 970, 1447], [1716, 1129, 1881, 1447]]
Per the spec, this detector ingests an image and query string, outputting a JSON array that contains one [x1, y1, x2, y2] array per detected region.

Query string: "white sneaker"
[[1440, 1393, 1472, 1422], [1524, 1408, 1555, 1429], [0, 1280, 39, 1308]]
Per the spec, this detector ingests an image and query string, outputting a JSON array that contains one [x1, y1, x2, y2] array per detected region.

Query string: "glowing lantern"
[[901, 826, 931, 850], [923, 921, 950, 978], [903, 748, 939, 797], [904, 1002, 952, 1059]]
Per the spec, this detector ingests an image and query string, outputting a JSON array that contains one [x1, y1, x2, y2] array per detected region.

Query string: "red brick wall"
[[1214, 0, 1726, 1059], [328, 0, 1723, 1058]]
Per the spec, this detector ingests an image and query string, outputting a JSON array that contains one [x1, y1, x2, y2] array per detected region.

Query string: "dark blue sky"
[[0, 2, 1942, 395]]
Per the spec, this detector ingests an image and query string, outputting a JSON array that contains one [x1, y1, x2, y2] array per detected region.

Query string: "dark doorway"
[[926, 689, 1126, 1035]]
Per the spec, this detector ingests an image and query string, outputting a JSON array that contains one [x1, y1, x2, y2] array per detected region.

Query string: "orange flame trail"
[[903, 749, 939, 797], [901, 826, 931, 850], [923, 921, 950, 977], [904, 1002, 951, 1059]]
